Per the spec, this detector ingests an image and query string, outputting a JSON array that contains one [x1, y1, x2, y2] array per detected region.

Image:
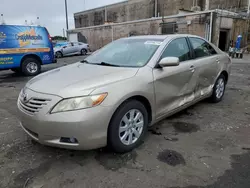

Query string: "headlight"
[[51, 93, 107, 113]]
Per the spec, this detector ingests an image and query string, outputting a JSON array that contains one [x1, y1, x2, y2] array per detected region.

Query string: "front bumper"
[[17, 88, 114, 150]]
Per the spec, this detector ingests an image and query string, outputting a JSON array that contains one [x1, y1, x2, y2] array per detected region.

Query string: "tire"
[[21, 58, 41, 76], [108, 100, 148, 153], [80, 49, 87, 56], [11, 68, 22, 74], [210, 74, 226, 103], [56, 51, 63, 58]]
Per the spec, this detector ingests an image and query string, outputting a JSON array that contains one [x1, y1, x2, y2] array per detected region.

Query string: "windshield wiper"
[[100, 62, 120, 67]]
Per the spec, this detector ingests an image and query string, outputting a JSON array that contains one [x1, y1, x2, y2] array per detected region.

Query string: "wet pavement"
[[0, 55, 250, 188]]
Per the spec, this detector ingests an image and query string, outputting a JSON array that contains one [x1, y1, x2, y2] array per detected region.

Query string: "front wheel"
[[210, 75, 226, 103], [56, 51, 63, 58], [21, 58, 41, 76], [108, 100, 148, 153]]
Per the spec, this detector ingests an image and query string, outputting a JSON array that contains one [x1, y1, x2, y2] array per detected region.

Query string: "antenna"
[[37, 17, 40, 25]]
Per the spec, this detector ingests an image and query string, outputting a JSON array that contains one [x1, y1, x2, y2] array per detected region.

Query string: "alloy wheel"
[[119, 109, 144, 146]]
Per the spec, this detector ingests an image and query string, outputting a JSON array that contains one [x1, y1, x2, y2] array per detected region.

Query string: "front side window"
[[189, 37, 217, 58], [85, 38, 163, 67], [161, 38, 191, 62]]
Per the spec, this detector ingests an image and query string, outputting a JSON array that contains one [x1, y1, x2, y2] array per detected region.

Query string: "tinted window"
[[189, 37, 217, 58], [161, 38, 191, 62]]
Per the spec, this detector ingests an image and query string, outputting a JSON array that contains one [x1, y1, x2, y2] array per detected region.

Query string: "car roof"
[[124, 34, 204, 40]]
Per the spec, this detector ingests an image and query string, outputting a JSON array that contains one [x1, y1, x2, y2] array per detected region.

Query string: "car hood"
[[26, 63, 139, 98], [53, 47, 61, 52]]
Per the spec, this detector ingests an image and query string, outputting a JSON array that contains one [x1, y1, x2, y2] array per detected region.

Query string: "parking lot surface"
[[0, 55, 250, 188]]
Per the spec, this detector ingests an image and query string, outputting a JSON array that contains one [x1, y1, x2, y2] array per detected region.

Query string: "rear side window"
[[189, 37, 217, 58], [161, 38, 191, 62]]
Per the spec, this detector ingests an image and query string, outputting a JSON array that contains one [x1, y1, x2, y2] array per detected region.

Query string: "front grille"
[[19, 97, 51, 115]]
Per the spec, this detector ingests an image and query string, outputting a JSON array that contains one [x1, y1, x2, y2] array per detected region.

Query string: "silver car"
[[54, 42, 90, 58], [17, 35, 231, 153]]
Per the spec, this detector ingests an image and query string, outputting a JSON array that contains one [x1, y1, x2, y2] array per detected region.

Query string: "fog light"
[[60, 137, 78, 144]]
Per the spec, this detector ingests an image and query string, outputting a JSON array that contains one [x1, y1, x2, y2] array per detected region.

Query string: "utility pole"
[[65, 0, 69, 30], [154, 0, 158, 17], [248, 0, 250, 15]]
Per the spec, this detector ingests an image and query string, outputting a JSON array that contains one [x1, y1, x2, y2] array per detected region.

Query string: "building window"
[[161, 22, 178, 34]]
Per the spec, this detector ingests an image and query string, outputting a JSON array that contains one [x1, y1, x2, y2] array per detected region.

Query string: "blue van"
[[0, 25, 56, 76]]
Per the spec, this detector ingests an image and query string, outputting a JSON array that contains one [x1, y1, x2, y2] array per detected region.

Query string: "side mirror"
[[63, 46, 67, 49], [158, 57, 180, 67]]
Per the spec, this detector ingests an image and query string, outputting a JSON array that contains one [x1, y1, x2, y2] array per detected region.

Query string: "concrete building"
[[74, 0, 248, 28], [69, 0, 249, 51]]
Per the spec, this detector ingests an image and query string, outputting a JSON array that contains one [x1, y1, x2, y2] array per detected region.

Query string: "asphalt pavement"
[[0, 55, 250, 188]]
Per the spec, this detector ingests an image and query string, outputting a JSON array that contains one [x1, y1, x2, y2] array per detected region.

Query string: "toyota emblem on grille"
[[22, 93, 29, 103]]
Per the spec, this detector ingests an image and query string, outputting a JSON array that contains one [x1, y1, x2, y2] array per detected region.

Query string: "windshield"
[[85, 38, 163, 67], [54, 42, 68, 48]]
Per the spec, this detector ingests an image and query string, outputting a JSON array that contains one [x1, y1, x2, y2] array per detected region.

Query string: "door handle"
[[216, 58, 220, 63], [190, 65, 195, 72]]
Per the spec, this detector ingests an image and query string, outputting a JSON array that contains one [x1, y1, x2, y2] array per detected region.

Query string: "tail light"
[[48, 34, 52, 42]]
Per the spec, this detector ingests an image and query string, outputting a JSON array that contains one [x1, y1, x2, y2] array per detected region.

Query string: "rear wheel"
[[21, 58, 41, 76], [108, 100, 148, 153], [210, 74, 226, 103], [81, 49, 87, 56]]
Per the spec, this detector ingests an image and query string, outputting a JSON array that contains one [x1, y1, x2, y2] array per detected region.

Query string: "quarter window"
[[189, 37, 217, 58], [161, 38, 191, 62]]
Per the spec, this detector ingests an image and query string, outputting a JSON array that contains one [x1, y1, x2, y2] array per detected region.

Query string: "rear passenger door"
[[188, 37, 220, 97], [73, 42, 81, 53]]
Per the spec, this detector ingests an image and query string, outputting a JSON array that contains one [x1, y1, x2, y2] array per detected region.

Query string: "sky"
[[1, 0, 124, 36]]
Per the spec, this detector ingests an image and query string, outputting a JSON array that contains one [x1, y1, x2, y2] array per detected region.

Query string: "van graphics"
[[15, 28, 43, 47], [0, 32, 7, 44], [0, 25, 51, 54], [0, 25, 54, 69]]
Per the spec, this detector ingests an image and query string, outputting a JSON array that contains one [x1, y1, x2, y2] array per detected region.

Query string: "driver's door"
[[62, 43, 74, 56], [153, 37, 198, 119]]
